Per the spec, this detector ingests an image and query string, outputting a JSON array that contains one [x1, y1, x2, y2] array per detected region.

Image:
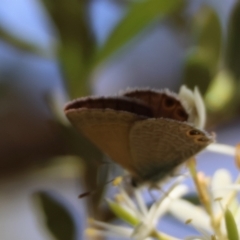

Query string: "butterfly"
[[64, 88, 214, 187]]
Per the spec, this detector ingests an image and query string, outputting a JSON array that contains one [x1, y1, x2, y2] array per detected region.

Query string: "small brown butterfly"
[[64, 88, 214, 187]]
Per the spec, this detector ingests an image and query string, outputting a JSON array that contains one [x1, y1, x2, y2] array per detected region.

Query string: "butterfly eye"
[[163, 97, 175, 108], [188, 129, 201, 136]]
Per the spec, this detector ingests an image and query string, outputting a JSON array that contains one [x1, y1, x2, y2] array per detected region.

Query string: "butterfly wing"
[[65, 108, 141, 177], [129, 118, 214, 183], [64, 96, 156, 177], [123, 89, 189, 121]]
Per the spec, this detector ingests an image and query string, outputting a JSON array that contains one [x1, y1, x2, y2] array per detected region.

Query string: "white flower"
[[83, 80, 240, 239], [168, 143, 240, 240], [178, 85, 206, 129], [86, 177, 187, 240], [132, 182, 188, 239], [86, 142, 240, 240]]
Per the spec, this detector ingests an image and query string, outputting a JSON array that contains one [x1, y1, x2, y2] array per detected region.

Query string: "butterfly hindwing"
[[129, 118, 213, 183]]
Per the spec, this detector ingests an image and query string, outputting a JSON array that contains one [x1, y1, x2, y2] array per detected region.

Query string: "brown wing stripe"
[[65, 96, 153, 118]]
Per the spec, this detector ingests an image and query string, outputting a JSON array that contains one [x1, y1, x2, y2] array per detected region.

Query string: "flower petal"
[[193, 86, 206, 129], [168, 199, 212, 232], [206, 143, 236, 156], [178, 85, 206, 128], [211, 169, 236, 215], [88, 218, 133, 237]]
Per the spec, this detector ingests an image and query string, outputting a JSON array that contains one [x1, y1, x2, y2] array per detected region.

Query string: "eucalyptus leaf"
[[94, 0, 184, 66]]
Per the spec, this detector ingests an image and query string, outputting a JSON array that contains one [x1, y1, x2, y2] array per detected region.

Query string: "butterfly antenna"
[[78, 178, 118, 198]]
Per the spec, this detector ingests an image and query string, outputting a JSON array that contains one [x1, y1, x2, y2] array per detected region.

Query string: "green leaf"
[[205, 70, 236, 112], [41, 0, 96, 97], [225, 1, 240, 79], [94, 0, 184, 66], [225, 208, 239, 240], [183, 6, 222, 94], [59, 40, 88, 97], [0, 26, 49, 57], [34, 191, 77, 240], [194, 7, 222, 70], [183, 51, 212, 94], [41, 0, 94, 55]]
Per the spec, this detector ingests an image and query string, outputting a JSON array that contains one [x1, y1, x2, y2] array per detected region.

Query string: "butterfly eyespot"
[[163, 97, 175, 108], [175, 109, 188, 120], [188, 129, 201, 136]]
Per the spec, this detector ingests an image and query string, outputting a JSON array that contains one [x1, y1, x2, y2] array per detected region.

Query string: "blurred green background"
[[0, 0, 240, 239]]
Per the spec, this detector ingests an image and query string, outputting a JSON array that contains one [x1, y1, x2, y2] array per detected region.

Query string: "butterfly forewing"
[[66, 108, 141, 177], [123, 89, 189, 121], [65, 96, 153, 118], [129, 118, 213, 183]]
